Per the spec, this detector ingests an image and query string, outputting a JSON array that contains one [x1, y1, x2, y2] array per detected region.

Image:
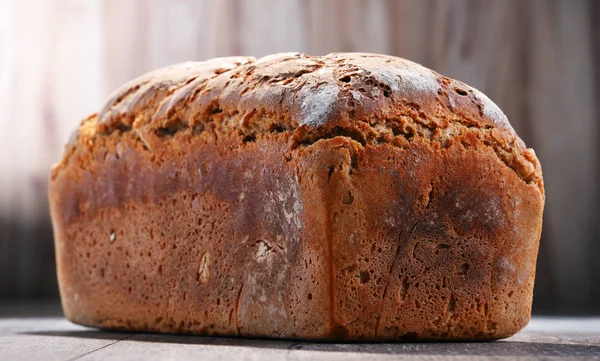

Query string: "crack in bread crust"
[[52, 53, 543, 191]]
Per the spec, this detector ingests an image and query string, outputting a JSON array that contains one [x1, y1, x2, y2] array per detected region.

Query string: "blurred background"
[[0, 0, 598, 315]]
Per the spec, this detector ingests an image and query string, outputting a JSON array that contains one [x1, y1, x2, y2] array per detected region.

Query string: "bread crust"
[[49, 53, 544, 340]]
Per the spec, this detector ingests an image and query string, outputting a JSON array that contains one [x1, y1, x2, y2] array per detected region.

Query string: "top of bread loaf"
[[56, 53, 543, 191]]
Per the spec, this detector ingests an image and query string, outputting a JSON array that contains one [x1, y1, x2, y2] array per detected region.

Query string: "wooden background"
[[0, 0, 598, 314]]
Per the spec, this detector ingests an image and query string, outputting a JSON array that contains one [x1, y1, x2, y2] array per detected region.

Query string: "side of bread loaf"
[[49, 53, 544, 340]]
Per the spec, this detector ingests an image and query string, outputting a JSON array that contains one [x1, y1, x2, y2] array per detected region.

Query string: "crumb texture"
[[50, 53, 544, 341]]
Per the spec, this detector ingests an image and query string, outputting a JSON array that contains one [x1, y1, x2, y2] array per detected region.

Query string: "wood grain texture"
[[0, 0, 598, 314], [1, 303, 599, 360]]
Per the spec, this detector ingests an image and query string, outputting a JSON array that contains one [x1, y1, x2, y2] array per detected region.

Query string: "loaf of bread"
[[49, 53, 544, 341]]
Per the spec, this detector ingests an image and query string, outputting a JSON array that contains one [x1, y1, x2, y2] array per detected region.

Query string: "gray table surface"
[[1, 302, 599, 361]]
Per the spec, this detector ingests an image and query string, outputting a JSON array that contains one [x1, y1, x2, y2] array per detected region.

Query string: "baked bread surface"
[[49, 53, 544, 341]]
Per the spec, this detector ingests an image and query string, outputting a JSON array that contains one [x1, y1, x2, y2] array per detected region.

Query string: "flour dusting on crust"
[[472, 89, 513, 131], [395, 62, 440, 96], [334, 54, 440, 97], [298, 66, 341, 126]]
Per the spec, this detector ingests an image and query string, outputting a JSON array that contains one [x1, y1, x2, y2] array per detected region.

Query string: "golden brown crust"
[[53, 53, 542, 190], [49, 53, 544, 341]]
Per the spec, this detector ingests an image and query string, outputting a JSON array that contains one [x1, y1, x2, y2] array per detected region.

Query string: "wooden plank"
[[0, 318, 131, 361], [525, 0, 598, 312], [0, 0, 107, 299], [75, 333, 600, 361], [237, 0, 308, 57], [0, 309, 599, 360]]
